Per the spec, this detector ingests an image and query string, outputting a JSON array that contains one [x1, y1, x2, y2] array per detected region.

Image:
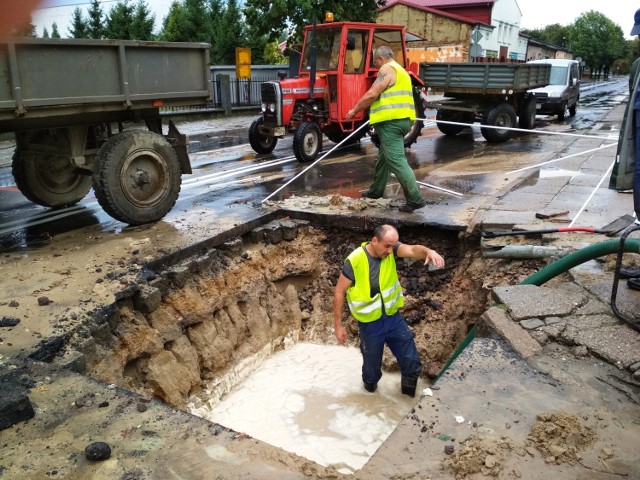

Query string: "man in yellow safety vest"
[[346, 46, 426, 212], [333, 224, 445, 397]]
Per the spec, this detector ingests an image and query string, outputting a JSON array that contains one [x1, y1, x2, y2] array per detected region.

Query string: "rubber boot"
[[401, 376, 418, 397]]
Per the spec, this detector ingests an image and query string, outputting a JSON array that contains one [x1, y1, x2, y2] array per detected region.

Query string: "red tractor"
[[248, 20, 426, 163]]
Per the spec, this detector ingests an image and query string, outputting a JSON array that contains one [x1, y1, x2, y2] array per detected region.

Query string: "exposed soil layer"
[[77, 221, 488, 408]]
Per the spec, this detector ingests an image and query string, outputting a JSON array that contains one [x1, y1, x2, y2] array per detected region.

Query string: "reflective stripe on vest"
[[345, 243, 404, 323], [369, 60, 416, 125]]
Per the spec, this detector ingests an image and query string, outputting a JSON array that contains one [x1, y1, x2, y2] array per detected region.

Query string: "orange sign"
[[236, 48, 251, 79]]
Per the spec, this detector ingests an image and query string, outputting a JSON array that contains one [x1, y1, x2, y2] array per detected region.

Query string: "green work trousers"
[[369, 118, 424, 206]]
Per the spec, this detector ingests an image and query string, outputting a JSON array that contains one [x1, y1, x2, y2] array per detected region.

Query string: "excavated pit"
[[64, 218, 513, 472]]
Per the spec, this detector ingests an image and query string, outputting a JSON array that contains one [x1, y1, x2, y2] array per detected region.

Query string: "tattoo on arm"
[[373, 71, 387, 84]]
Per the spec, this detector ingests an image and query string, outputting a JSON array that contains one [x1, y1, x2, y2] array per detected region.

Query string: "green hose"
[[433, 238, 640, 384], [520, 238, 640, 286]]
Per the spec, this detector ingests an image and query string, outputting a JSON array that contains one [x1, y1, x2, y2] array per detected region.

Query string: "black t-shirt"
[[342, 242, 401, 296]]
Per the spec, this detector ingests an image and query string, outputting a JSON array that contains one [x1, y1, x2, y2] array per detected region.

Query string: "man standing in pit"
[[333, 224, 445, 397], [345, 46, 426, 212]]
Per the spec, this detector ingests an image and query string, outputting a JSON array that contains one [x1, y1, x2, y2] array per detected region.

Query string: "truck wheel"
[[249, 117, 277, 154], [557, 102, 568, 121], [518, 97, 537, 130], [12, 130, 92, 208], [293, 121, 322, 163], [92, 130, 181, 225], [569, 101, 578, 117], [481, 104, 517, 143], [436, 110, 467, 136]]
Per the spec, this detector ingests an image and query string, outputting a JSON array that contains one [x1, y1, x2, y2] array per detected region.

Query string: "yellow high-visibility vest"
[[346, 243, 404, 322], [369, 60, 415, 125]]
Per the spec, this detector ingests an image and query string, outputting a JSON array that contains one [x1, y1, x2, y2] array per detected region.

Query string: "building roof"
[[379, 0, 478, 25], [384, 0, 496, 7]]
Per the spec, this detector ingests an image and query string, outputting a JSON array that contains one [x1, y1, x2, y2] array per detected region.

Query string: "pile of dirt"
[[526, 411, 596, 465], [442, 434, 518, 479]]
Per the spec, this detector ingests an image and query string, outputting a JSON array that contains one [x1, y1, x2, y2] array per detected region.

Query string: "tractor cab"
[[249, 20, 425, 163]]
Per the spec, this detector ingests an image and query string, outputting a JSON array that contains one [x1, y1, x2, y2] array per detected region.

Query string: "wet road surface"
[[0, 77, 629, 248]]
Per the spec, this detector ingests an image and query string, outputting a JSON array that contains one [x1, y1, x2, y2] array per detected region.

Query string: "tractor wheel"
[[293, 121, 322, 163], [249, 117, 277, 154], [92, 130, 181, 225], [12, 129, 92, 208], [481, 103, 517, 143]]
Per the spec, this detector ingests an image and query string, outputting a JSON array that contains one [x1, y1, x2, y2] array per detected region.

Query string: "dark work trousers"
[[358, 311, 422, 385]]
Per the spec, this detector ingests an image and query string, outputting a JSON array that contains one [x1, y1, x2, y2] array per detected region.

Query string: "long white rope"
[[569, 159, 616, 227], [261, 121, 370, 203]]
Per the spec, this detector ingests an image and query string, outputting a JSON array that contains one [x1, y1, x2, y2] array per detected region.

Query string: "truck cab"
[[249, 21, 426, 163], [527, 59, 580, 121]]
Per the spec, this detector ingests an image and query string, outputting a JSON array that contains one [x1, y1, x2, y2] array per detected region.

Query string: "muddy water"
[[189, 343, 422, 475]]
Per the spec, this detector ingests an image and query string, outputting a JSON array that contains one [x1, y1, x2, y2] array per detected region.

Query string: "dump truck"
[[0, 38, 212, 225], [419, 62, 551, 142]]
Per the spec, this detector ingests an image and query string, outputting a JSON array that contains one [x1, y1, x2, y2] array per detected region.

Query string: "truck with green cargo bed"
[[419, 62, 551, 142], [0, 38, 211, 225]]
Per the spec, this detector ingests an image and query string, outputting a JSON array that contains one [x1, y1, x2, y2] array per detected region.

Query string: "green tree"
[[159, 0, 211, 42], [87, 0, 105, 39], [568, 10, 625, 77], [68, 7, 88, 38], [212, 0, 246, 64], [51, 22, 61, 39], [521, 24, 571, 48], [243, 0, 383, 43], [42, 27, 50, 38], [105, 0, 135, 39], [132, 1, 156, 40], [159, 1, 189, 41]]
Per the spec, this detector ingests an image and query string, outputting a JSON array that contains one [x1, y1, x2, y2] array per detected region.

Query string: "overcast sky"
[[33, 0, 638, 39]]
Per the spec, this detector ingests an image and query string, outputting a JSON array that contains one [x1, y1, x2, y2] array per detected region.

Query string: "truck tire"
[[249, 117, 277, 154], [92, 130, 181, 225], [12, 130, 92, 208], [293, 121, 322, 163], [436, 110, 468, 136], [518, 97, 537, 130], [481, 103, 517, 143]]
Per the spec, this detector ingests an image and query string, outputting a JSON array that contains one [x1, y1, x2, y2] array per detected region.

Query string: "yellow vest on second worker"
[[369, 60, 416, 125], [346, 243, 404, 323]]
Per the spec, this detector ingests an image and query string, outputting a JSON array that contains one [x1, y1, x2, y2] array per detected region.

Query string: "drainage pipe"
[[434, 238, 640, 383], [519, 238, 640, 286]]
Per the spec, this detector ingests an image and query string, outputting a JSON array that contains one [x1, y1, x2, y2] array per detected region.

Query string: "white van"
[[527, 59, 580, 120]]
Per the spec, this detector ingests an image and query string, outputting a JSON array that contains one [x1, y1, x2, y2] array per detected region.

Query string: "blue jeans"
[[358, 311, 422, 384]]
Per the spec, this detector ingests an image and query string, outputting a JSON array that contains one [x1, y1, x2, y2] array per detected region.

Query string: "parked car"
[[527, 59, 580, 121]]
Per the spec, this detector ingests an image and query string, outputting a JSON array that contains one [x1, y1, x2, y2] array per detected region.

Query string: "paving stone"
[[480, 307, 542, 358], [492, 285, 586, 320], [545, 316, 563, 325], [519, 318, 545, 330], [562, 324, 640, 369]]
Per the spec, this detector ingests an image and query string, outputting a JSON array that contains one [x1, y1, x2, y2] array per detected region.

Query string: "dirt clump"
[[442, 434, 518, 479], [526, 411, 596, 465]]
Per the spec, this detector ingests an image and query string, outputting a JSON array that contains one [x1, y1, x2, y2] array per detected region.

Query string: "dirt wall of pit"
[[62, 219, 488, 409]]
